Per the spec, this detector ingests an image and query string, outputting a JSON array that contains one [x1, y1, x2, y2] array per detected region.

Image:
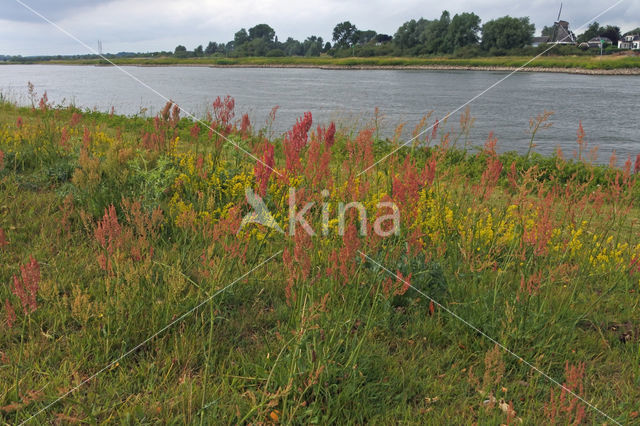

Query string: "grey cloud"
[[1, 0, 116, 22], [0, 0, 639, 56]]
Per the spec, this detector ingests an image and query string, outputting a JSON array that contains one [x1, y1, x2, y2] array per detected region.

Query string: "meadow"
[[1, 92, 639, 424], [24, 54, 640, 71]]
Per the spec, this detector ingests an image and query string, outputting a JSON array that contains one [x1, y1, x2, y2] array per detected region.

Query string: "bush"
[[453, 45, 484, 58], [266, 49, 285, 57]]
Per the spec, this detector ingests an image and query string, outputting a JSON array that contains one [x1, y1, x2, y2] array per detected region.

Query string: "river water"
[[0, 64, 638, 162]]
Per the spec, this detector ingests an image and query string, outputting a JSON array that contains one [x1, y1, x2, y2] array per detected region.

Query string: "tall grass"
[[0, 95, 639, 423]]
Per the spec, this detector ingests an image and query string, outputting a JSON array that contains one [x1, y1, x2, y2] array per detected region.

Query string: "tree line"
[[172, 11, 639, 59]]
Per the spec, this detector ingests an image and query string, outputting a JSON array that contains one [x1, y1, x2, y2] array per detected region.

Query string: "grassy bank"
[[1, 97, 639, 424], [11, 54, 640, 71]]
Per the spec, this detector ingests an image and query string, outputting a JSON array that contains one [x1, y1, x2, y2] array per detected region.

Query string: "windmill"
[[550, 3, 576, 44], [551, 3, 562, 43]]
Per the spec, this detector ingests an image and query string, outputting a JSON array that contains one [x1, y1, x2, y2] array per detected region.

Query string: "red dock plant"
[[304, 129, 332, 189], [95, 205, 122, 273], [327, 222, 361, 282], [70, 111, 82, 127], [544, 362, 587, 425], [239, 113, 251, 139], [212, 95, 235, 135], [12, 255, 41, 315], [4, 299, 16, 328], [283, 112, 313, 176], [381, 271, 411, 297], [190, 122, 201, 141], [254, 141, 275, 197], [0, 150, 3, 171], [0, 228, 8, 248], [282, 231, 312, 305], [316, 122, 336, 148]]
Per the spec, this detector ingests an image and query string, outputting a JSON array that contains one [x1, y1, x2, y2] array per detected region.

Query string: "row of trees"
[[568, 22, 640, 45], [173, 12, 637, 59], [392, 12, 534, 55], [174, 23, 332, 58]]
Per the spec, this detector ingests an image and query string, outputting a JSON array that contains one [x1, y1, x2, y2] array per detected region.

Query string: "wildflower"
[[518, 271, 542, 300], [393, 271, 411, 296], [544, 362, 586, 424], [190, 123, 200, 140], [346, 128, 374, 174], [305, 133, 332, 188], [94, 205, 122, 272], [317, 122, 336, 148], [629, 256, 640, 275], [576, 121, 586, 162], [12, 255, 40, 314], [0, 228, 8, 248], [283, 112, 312, 175], [239, 113, 251, 139], [82, 127, 92, 149], [38, 92, 48, 112], [70, 111, 82, 127], [635, 153, 640, 174], [4, 299, 16, 328], [283, 248, 296, 304], [392, 157, 421, 208], [212, 95, 235, 135], [432, 119, 439, 141], [477, 134, 503, 200], [254, 141, 275, 197], [423, 157, 437, 186], [609, 150, 618, 169], [328, 222, 361, 282], [60, 127, 70, 149]]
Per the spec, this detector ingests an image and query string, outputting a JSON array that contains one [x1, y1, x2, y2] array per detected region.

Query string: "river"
[[0, 64, 638, 163]]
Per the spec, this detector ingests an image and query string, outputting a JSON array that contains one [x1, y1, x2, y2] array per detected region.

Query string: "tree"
[[333, 21, 358, 48], [248, 24, 276, 43], [194, 45, 204, 57], [541, 25, 554, 38], [282, 37, 303, 56], [421, 11, 451, 54], [577, 22, 600, 43], [356, 30, 377, 45], [303, 36, 324, 56], [246, 38, 269, 56], [445, 12, 481, 52], [481, 16, 535, 50], [234, 29, 249, 46], [174, 45, 188, 58], [599, 25, 621, 44], [625, 27, 640, 35], [205, 41, 218, 55], [394, 19, 423, 53], [375, 34, 393, 43]]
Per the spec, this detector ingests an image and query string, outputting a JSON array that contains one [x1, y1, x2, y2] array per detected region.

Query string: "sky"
[[1, 0, 639, 56]]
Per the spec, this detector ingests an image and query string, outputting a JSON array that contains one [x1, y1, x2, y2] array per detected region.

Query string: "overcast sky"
[[1, 0, 639, 56]]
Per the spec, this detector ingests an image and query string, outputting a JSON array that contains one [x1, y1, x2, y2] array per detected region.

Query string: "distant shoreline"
[[178, 63, 640, 75], [3, 56, 640, 75]]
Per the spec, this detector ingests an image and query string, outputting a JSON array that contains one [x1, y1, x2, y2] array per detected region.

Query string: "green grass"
[[10, 54, 640, 71], [0, 99, 639, 424]]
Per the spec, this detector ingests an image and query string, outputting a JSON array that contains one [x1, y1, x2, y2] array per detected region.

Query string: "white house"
[[618, 34, 640, 50]]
